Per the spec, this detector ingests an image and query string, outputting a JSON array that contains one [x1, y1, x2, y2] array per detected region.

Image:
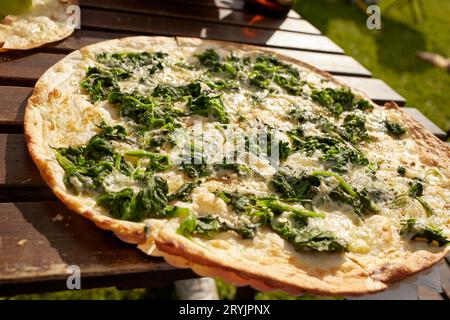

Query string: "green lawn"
[[294, 0, 450, 134]]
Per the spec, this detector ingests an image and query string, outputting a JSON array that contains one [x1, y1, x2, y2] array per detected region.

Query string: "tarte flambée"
[[25, 36, 450, 296]]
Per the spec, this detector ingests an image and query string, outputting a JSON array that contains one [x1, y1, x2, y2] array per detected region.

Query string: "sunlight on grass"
[[295, 0, 450, 132]]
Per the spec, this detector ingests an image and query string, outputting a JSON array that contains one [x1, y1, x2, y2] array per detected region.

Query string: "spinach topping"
[[311, 88, 371, 117], [215, 191, 255, 215], [124, 150, 171, 172], [290, 135, 368, 171], [55, 124, 133, 191], [195, 49, 241, 78], [408, 180, 434, 216], [179, 192, 345, 252], [213, 191, 346, 252], [213, 163, 252, 176], [177, 212, 256, 239], [385, 120, 407, 138], [400, 218, 449, 247], [270, 217, 347, 252], [96, 51, 167, 75], [169, 181, 199, 202], [181, 144, 214, 178], [96, 170, 171, 221], [187, 94, 229, 123], [80, 67, 129, 102], [340, 114, 370, 144], [249, 54, 303, 94], [206, 79, 239, 91], [397, 166, 406, 176], [216, 192, 324, 220], [394, 180, 434, 216], [152, 81, 201, 101], [181, 152, 251, 179], [108, 91, 182, 130], [271, 171, 320, 201], [313, 171, 378, 218], [195, 49, 303, 95]]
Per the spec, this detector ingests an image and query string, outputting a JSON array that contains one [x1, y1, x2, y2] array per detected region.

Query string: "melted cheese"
[[39, 40, 450, 260]]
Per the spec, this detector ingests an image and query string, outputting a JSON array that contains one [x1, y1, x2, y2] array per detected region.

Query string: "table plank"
[[273, 48, 371, 77], [335, 75, 406, 106], [80, 8, 343, 53], [402, 108, 446, 140], [0, 134, 43, 186], [0, 86, 30, 129], [0, 202, 195, 296], [79, 0, 319, 34], [0, 52, 65, 86]]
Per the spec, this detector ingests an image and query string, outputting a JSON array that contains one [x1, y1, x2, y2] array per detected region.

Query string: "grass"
[[294, 0, 450, 134], [2, 0, 449, 301]]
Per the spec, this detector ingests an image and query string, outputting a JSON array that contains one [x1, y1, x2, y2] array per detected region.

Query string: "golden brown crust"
[[155, 226, 388, 296], [25, 36, 450, 296]]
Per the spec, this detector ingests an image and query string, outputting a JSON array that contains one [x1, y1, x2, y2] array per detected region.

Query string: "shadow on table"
[[295, 0, 430, 73]]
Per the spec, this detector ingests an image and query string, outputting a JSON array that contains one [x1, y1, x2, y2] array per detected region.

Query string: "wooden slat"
[[80, 8, 343, 53], [0, 202, 195, 296], [272, 48, 371, 77], [0, 52, 65, 86], [0, 134, 43, 186], [335, 75, 406, 106], [79, 0, 319, 34], [46, 29, 133, 52], [0, 86, 30, 129], [287, 10, 301, 19], [402, 108, 447, 140]]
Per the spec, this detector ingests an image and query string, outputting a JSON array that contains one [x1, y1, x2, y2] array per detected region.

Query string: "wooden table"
[[0, 0, 448, 298]]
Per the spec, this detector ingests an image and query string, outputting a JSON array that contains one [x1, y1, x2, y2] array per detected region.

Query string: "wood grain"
[[79, 0, 318, 34], [80, 8, 343, 53], [272, 48, 371, 77], [0, 86, 30, 129], [0, 52, 65, 86], [0, 202, 195, 296], [335, 75, 406, 106], [402, 108, 446, 140], [0, 134, 44, 186]]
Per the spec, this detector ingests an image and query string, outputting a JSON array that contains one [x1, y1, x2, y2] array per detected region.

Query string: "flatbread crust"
[[0, 0, 77, 52], [25, 36, 450, 296]]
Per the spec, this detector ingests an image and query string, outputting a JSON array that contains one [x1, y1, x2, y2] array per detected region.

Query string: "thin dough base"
[[25, 36, 450, 296]]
